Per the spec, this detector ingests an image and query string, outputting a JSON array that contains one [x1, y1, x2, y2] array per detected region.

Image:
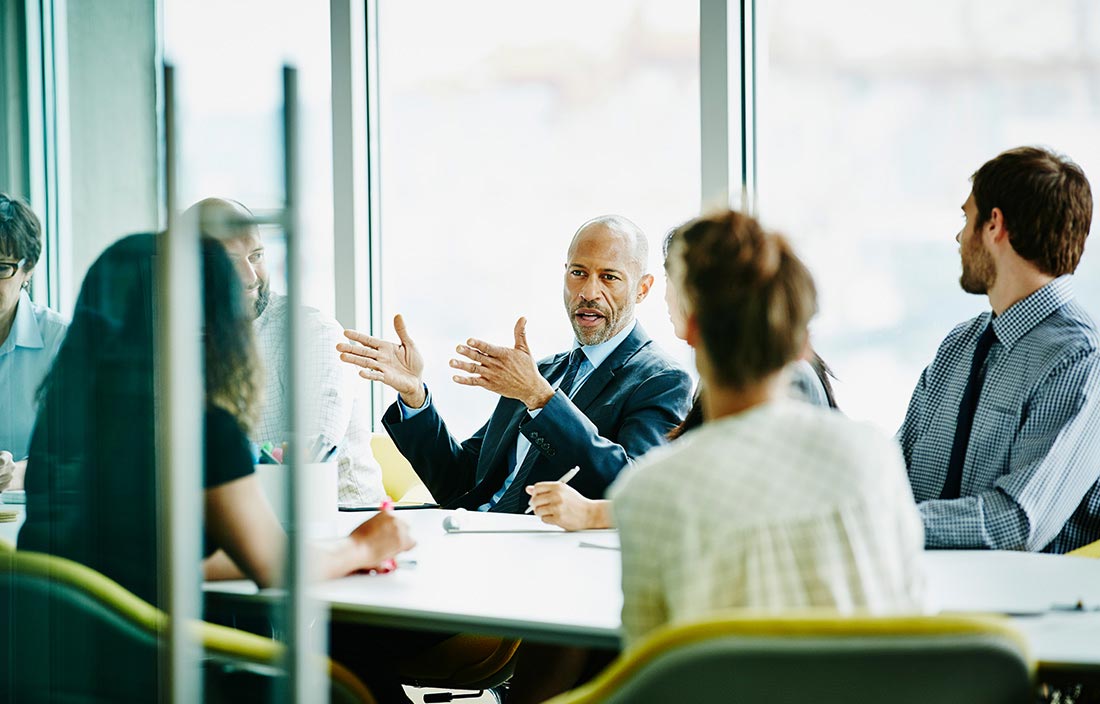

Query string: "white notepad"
[[441, 509, 565, 533]]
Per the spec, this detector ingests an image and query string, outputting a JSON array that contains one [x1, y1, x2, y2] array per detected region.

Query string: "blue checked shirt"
[[898, 276, 1100, 553]]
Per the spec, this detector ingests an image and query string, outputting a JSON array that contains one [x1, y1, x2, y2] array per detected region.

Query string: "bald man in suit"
[[339, 215, 692, 513]]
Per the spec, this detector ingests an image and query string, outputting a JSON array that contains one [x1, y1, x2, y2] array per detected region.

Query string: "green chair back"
[[546, 612, 1034, 704], [0, 549, 375, 703]]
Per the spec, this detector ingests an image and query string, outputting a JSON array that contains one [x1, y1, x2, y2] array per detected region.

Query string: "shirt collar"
[[7, 289, 45, 351], [991, 275, 1075, 350], [571, 318, 637, 370]]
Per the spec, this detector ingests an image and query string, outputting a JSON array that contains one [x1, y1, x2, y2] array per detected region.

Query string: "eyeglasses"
[[0, 259, 26, 280]]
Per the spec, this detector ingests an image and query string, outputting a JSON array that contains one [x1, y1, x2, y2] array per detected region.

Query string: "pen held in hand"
[[525, 465, 581, 514], [378, 497, 398, 572]]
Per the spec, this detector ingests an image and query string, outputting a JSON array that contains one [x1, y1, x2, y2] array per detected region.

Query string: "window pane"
[[759, 0, 1100, 431], [379, 0, 699, 436]]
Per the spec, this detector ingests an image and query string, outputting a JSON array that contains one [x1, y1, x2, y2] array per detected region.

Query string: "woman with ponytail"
[[612, 210, 926, 647]]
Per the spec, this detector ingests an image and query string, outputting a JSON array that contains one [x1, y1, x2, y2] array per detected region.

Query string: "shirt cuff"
[[397, 384, 432, 420]]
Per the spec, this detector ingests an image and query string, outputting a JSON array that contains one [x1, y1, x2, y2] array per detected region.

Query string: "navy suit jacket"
[[382, 323, 693, 510]]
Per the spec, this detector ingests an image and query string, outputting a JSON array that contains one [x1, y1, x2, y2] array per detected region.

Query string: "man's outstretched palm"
[[339, 314, 427, 407]]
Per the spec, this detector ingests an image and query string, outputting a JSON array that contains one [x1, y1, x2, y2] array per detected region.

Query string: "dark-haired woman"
[[17, 234, 413, 701], [614, 210, 925, 647]]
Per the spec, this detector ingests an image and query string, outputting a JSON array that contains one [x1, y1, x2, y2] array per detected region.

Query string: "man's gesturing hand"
[[338, 314, 427, 408], [0, 451, 14, 492], [450, 317, 555, 410]]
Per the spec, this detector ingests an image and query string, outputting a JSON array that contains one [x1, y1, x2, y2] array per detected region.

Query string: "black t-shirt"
[[20, 404, 254, 607]]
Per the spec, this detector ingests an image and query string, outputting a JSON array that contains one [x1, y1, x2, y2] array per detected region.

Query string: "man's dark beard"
[[959, 236, 995, 295], [254, 283, 271, 318]]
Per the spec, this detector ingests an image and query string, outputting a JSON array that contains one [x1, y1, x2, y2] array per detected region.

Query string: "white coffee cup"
[[255, 462, 339, 528]]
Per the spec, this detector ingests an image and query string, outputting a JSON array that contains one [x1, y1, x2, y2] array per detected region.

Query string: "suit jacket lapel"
[[569, 323, 651, 412], [479, 352, 570, 481], [479, 398, 528, 482], [476, 324, 651, 485]]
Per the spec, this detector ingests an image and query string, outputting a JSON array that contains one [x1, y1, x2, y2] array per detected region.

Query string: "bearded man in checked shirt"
[[899, 147, 1100, 553], [186, 198, 385, 506]]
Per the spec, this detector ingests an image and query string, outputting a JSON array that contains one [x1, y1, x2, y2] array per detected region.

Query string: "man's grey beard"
[[569, 299, 634, 346], [254, 284, 271, 318]]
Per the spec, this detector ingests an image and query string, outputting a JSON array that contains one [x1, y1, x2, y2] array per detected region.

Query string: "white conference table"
[[205, 509, 1100, 670]]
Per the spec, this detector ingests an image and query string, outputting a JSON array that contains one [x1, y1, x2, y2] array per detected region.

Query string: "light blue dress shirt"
[[0, 290, 67, 459], [398, 320, 639, 510]]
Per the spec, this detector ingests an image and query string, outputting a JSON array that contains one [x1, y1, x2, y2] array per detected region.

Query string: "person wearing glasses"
[[0, 193, 66, 492]]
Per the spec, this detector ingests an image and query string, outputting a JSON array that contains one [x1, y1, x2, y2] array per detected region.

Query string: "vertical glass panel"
[[164, 0, 335, 313], [759, 0, 1100, 430], [379, 0, 701, 436]]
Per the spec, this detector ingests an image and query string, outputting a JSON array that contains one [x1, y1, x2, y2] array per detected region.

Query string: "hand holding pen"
[[349, 496, 415, 574], [377, 497, 399, 573], [524, 466, 607, 532], [526, 466, 580, 514]]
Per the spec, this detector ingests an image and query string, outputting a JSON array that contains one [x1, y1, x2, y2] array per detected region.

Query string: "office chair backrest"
[[547, 613, 1034, 704], [0, 550, 377, 704], [0, 549, 162, 702], [1067, 538, 1100, 558], [371, 432, 433, 503]]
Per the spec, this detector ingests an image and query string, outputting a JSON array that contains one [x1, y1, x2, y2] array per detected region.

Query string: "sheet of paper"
[[442, 510, 565, 533], [578, 533, 621, 550]]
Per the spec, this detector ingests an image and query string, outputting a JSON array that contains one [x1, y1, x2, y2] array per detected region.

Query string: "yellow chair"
[[1067, 538, 1100, 558], [0, 549, 376, 703], [371, 431, 435, 504], [545, 612, 1034, 704]]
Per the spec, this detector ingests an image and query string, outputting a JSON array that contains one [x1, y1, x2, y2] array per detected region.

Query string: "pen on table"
[[1051, 600, 1091, 612], [526, 465, 581, 514], [258, 442, 281, 465]]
